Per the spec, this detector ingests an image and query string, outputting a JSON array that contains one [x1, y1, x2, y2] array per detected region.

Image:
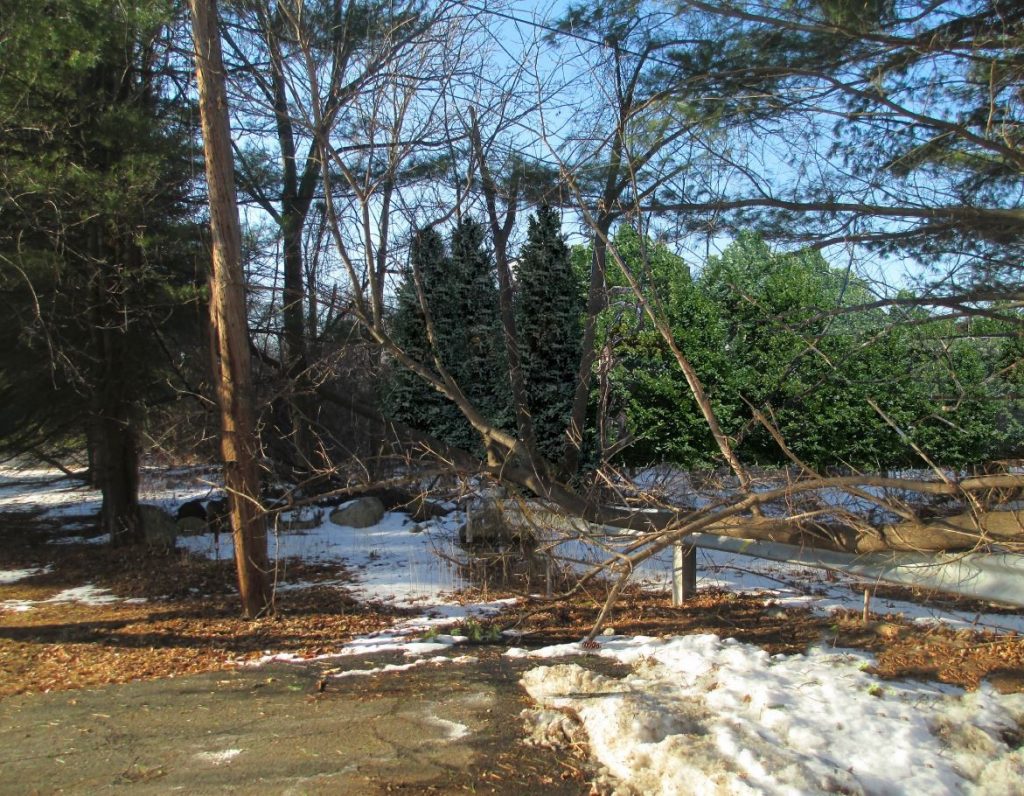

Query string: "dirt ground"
[[4, 505, 1024, 793], [0, 648, 598, 794], [4, 506, 1024, 696]]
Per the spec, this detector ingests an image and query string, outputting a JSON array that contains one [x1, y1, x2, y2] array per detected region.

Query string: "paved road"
[[0, 650, 591, 794]]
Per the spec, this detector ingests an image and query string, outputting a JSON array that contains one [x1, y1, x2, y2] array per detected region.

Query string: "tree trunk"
[[85, 221, 143, 545], [92, 402, 142, 545], [189, 0, 270, 618]]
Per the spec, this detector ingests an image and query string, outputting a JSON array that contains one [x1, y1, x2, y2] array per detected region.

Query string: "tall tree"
[[189, 0, 270, 617], [220, 0, 458, 473], [516, 206, 584, 463], [384, 227, 456, 440], [655, 0, 1024, 293], [448, 217, 510, 443], [0, 0, 200, 544], [385, 221, 507, 452]]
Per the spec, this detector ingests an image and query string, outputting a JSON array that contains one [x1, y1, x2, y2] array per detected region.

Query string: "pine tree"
[[385, 220, 508, 452], [385, 227, 456, 439], [515, 206, 584, 463], [0, 0, 200, 543], [448, 218, 509, 441]]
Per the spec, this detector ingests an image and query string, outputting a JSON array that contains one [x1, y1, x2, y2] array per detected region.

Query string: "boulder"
[[176, 499, 208, 535], [276, 507, 324, 531], [457, 496, 590, 547], [139, 504, 178, 549], [176, 516, 207, 535], [176, 498, 207, 521], [330, 496, 385, 528], [372, 488, 451, 521], [458, 503, 516, 546]]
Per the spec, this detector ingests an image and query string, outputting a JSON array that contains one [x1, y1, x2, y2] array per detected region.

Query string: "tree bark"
[[189, 0, 270, 618], [92, 401, 142, 546], [86, 222, 143, 545]]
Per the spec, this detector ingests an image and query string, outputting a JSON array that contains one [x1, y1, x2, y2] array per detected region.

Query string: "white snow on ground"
[[330, 654, 479, 679], [1, 582, 149, 612], [6, 464, 1024, 793], [545, 534, 1024, 634], [0, 565, 51, 584], [179, 510, 470, 605], [0, 463, 218, 519], [514, 634, 1024, 795], [193, 748, 243, 765]]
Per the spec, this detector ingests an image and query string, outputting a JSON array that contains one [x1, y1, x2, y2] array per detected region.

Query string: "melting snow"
[[0, 566, 51, 584], [515, 634, 1024, 795], [193, 748, 243, 765]]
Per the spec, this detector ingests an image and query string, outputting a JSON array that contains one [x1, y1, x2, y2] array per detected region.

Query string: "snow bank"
[[517, 634, 1024, 795]]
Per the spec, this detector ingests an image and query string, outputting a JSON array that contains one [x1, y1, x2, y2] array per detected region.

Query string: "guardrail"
[[677, 534, 1024, 609]]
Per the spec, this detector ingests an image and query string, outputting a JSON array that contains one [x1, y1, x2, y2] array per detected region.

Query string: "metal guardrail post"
[[672, 542, 697, 606]]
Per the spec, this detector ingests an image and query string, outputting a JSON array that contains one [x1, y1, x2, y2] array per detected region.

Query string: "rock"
[[329, 496, 385, 528], [176, 499, 208, 535], [458, 504, 514, 546], [176, 499, 207, 521], [457, 493, 585, 548], [357, 488, 451, 522], [176, 516, 207, 535], [139, 505, 178, 549], [276, 507, 324, 531]]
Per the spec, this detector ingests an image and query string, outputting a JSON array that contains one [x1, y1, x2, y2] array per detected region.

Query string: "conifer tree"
[[385, 227, 457, 439], [515, 206, 584, 463], [0, 0, 200, 543], [448, 218, 510, 442], [385, 220, 508, 451]]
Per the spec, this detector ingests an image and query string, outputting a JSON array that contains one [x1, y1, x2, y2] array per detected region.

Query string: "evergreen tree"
[[515, 206, 583, 462], [588, 226, 726, 468], [385, 221, 508, 452], [449, 217, 509, 440], [385, 227, 455, 438], [0, 0, 200, 543]]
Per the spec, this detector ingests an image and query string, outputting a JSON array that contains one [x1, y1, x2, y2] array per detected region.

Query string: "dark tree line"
[[0, 0, 204, 544], [385, 208, 583, 464]]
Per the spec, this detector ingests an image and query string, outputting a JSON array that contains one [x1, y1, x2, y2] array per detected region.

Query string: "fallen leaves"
[[0, 510, 409, 698]]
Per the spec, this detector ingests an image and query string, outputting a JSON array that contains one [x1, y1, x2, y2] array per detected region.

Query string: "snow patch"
[[426, 715, 471, 741], [193, 748, 243, 765], [0, 565, 51, 584], [519, 633, 1024, 795]]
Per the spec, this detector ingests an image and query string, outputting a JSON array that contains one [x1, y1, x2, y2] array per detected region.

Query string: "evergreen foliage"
[[0, 0, 201, 539], [515, 206, 584, 462], [385, 221, 508, 452], [385, 227, 454, 438], [591, 230, 1020, 470]]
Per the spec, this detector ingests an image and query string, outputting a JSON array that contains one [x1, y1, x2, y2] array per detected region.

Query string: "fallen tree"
[[316, 384, 1024, 555]]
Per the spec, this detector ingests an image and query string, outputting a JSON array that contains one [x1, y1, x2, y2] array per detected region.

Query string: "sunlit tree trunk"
[[189, 0, 270, 618]]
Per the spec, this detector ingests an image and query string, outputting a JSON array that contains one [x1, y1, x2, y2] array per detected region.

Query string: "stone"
[[329, 496, 385, 528], [176, 499, 207, 521], [457, 504, 514, 546], [176, 516, 207, 535], [139, 504, 178, 549], [276, 507, 324, 531]]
